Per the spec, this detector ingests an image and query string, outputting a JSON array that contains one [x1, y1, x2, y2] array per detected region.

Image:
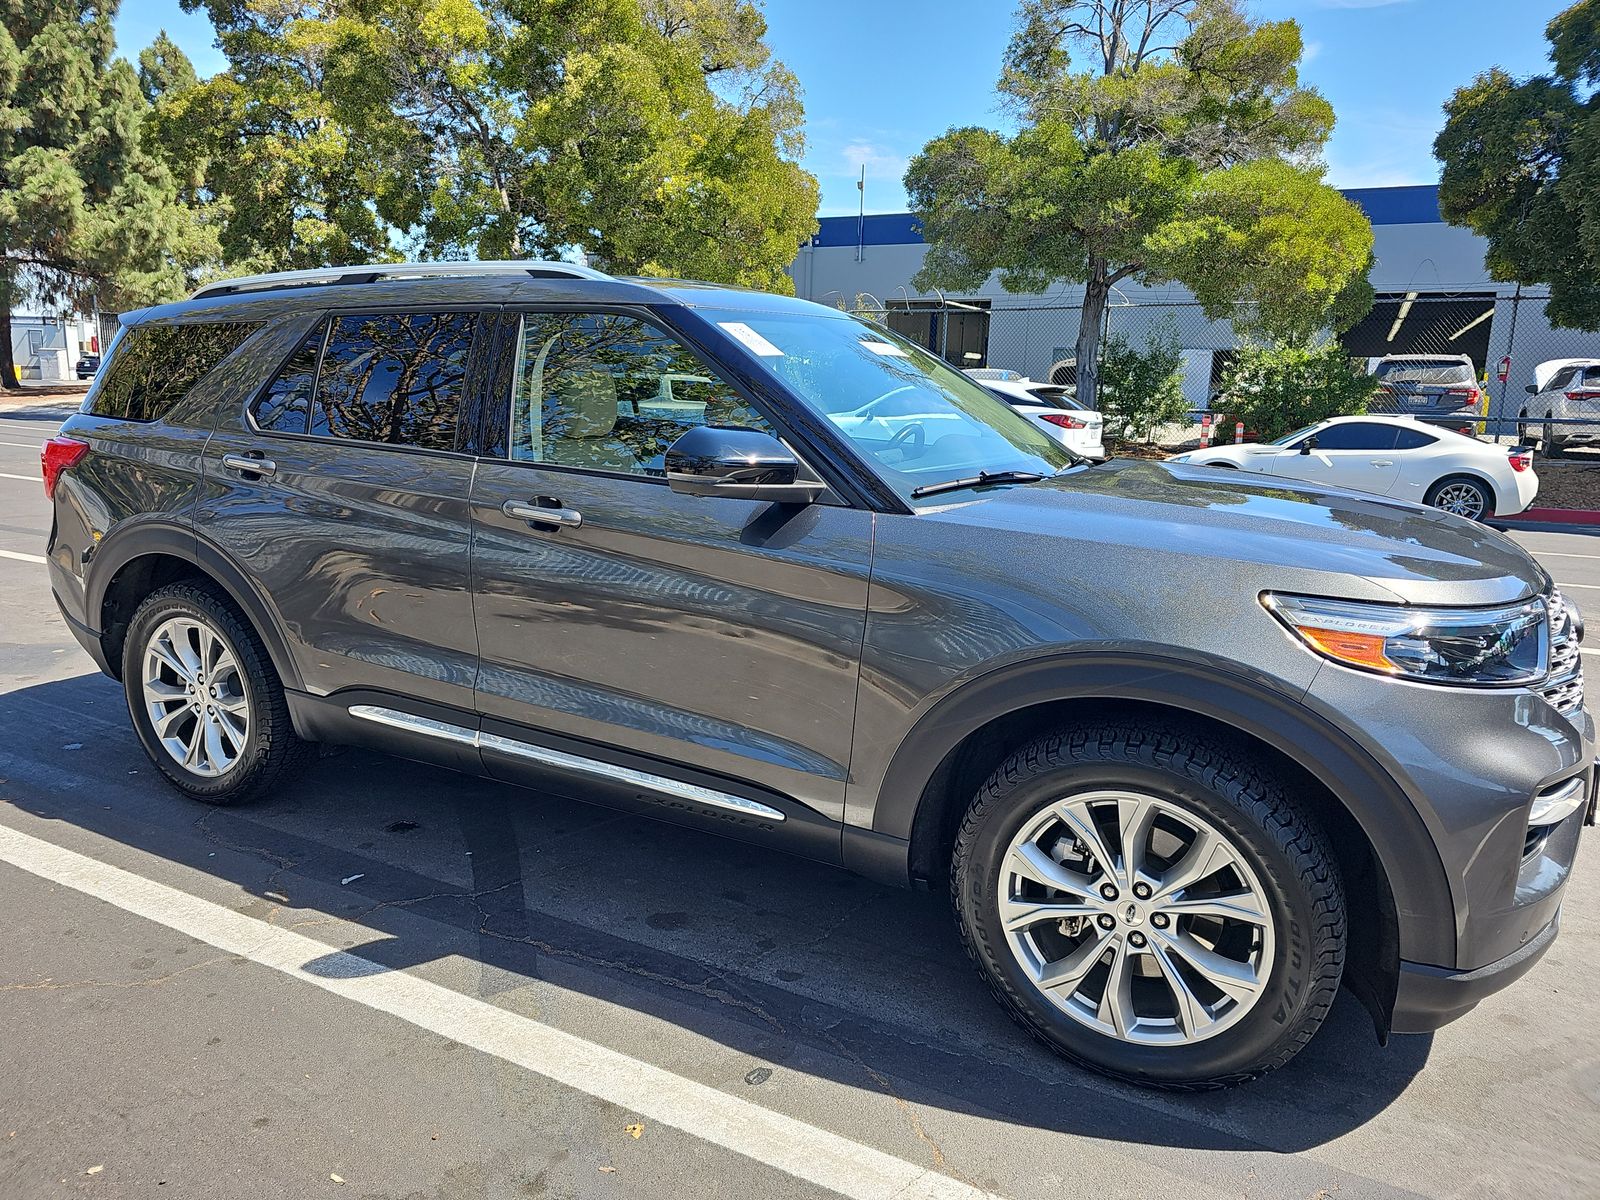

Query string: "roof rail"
[[189, 259, 611, 300]]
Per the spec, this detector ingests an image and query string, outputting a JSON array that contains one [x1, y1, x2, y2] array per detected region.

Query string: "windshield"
[[699, 307, 1075, 501], [1270, 422, 1325, 446]]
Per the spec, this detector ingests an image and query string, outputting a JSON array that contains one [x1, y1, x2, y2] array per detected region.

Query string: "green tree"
[[156, 0, 817, 290], [1216, 338, 1376, 442], [1097, 323, 1187, 444], [1435, 0, 1600, 329], [904, 0, 1374, 407], [0, 1, 214, 388]]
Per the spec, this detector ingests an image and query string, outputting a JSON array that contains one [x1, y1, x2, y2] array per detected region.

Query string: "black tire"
[[951, 718, 1345, 1089], [1423, 474, 1493, 521], [1544, 418, 1564, 458], [122, 580, 315, 805]]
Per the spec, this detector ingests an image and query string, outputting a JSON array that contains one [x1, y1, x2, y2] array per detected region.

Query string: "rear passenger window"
[[1312, 423, 1399, 451], [89, 321, 261, 422], [310, 312, 477, 451], [1393, 427, 1438, 450], [252, 323, 328, 434]]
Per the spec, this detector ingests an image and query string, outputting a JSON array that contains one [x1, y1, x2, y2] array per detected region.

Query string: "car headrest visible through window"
[[547, 369, 618, 440]]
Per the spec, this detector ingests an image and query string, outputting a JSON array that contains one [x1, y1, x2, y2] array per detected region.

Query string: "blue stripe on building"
[[809, 183, 1441, 248]]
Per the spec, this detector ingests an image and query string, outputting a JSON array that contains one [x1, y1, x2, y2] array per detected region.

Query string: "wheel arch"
[[873, 651, 1455, 1034], [1426, 470, 1501, 515], [88, 523, 303, 692]]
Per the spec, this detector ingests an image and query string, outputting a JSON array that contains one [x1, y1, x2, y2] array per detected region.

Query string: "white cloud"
[[839, 140, 910, 184], [1302, 40, 1322, 64]]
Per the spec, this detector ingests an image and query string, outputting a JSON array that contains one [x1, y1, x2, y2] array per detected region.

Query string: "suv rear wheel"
[[951, 719, 1345, 1089], [123, 581, 314, 804]]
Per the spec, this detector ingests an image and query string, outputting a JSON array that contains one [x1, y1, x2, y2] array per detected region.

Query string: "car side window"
[[252, 323, 329, 434], [308, 312, 477, 452], [1582, 367, 1600, 389], [1548, 367, 1577, 393], [90, 321, 262, 422], [1392, 427, 1438, 450], [1309, 423, 1399, 451], [508, 311, 776, 476]]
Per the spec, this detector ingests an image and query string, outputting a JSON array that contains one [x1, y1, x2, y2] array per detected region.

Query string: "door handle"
[[221, 452, 277, 478], [503, 499, 582, 529], [1370, 459, 1394, 467]]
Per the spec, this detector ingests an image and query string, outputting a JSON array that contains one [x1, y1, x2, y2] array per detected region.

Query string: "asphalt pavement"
[[2, 398, 1598, 1199]]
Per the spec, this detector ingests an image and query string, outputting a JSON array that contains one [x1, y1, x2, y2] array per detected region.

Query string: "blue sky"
[[114, 0, 1571, 216]]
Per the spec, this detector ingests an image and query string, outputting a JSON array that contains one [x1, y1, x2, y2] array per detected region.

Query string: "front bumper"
[[1393, 910, 1560, 1033]]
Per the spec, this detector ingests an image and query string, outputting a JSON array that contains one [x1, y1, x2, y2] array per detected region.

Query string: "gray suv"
[[42, 262, 1592, 1089]]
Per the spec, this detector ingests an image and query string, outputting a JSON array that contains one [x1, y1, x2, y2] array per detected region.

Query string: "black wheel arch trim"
[[870, 647, 1458, 966], [84, 520, 304, 692]]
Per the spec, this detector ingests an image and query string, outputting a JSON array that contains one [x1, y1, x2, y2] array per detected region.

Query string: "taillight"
[[1040, 412, 1088, 430], [1565, 389, 1600, 403], [1444, 386, 1482, 406], [41, 435, 89, 499], [1509, 450, 1533, 473]]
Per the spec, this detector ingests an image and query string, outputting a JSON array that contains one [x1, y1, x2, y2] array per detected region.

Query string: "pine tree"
[[0, 2, 213, 389]]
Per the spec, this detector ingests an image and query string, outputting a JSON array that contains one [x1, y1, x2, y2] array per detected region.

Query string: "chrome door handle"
[[221, 452, 277, 478], [503, 499, 582, 529], [1370, 459, 1394, 467]]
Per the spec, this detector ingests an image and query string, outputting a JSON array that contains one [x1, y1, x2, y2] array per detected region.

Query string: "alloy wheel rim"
[[141, 617, 250, 778], [1433, 482, 1485, 519], [997, 790, 1275, 1046]]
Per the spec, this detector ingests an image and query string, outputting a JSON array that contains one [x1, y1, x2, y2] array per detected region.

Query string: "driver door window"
[[508, 312, 777, 476]]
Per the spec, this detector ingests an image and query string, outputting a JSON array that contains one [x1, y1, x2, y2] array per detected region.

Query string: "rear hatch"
[[1372, 358, 1482, 417]]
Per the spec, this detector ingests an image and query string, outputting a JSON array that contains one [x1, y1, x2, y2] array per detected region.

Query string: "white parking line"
[[0, 549, 46, 565], [0, 440, 40, 449], [1556, 581, 1600, 590], [0, 471, 38, 482], [0, 823, 992, 1200], [1528, 550, 1600, 560]]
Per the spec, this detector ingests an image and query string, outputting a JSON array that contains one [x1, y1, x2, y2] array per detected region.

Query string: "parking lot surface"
[[1, 400, 1597, 1199]]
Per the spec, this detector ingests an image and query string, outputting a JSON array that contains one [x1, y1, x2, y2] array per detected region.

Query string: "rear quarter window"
[[87, 321, 262, 422]]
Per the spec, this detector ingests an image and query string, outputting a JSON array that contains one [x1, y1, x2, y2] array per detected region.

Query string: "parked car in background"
[[74, 354, 100, 380], [1169, 414, 1536, 520], [1521, 359, 1600, 456], [1369, 354, 1485, 434], [44, 262, 1588, 1090], [968, 373, 1107, 459]]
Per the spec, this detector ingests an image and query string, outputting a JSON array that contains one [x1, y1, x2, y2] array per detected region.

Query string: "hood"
[[928, 459, 1548, 607]]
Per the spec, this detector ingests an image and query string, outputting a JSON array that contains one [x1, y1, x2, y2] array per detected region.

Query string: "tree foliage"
[[0, 0, 215, 385], [1435, 0, 1600, 329], [904, 0, 1374, 406], [141, 0, 817, 289], [1097, 323, 1187, 443], [1215, 338, 1375, 442]]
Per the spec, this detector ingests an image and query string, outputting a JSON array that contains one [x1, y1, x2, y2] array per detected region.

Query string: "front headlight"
[[1262, 593, 1549, 685]]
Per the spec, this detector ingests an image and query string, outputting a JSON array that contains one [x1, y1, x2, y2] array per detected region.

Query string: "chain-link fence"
[[863, 289, 1600, 449]]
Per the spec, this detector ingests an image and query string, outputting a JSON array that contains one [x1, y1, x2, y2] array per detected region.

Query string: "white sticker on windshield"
[[860, 340, 908, 357], [717, 321, 784, 357]]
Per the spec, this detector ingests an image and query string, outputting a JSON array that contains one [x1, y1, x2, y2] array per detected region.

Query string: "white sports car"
[[1168, 414, 1537, 521]]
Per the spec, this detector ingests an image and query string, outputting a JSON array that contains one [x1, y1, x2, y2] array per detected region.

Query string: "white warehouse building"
[[787, 184, 1600, 431]]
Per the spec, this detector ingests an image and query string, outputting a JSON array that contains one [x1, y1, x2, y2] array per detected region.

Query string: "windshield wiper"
[[910, 469, 1046, 499]]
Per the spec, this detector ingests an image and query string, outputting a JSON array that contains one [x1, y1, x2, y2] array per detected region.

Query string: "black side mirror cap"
[[1300, 436, 1317, 454], [1526, 384, 1538, 394], [665, 425, 826, 504]]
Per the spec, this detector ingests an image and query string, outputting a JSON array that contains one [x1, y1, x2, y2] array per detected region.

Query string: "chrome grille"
[[1542, 588, 1585, 716]]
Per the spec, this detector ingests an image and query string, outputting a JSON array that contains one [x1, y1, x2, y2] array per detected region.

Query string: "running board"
[[347, 705, 785, 822]]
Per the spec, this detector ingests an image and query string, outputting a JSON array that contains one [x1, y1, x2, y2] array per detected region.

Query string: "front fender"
[[869, 647, 1457, 967]]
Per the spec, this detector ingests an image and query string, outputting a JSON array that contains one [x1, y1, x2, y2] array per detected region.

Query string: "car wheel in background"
[[1544, 418, 1564, 459], [122, 581, 315, 805], [1425, 475, 1492, 521], [951, 718, 1346, 1089]]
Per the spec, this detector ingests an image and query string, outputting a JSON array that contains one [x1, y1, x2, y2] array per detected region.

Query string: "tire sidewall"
[[1427, 476, 1489, 521], [958, 756, 1326, 1086], [123, 589, 263, 802]]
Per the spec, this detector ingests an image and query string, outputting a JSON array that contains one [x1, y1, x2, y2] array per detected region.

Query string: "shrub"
[[1098, 325, 1189, 444], [1216, 340, 1377, 442]]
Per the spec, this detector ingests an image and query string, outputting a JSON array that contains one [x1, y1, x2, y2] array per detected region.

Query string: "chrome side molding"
[[347, 705, 785, 822]]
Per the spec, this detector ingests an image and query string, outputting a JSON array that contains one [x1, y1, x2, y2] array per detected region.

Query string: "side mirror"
[[1299, 435, 1317, 455], [1525, 384, 1538, 394], [665, 425, 826, 504]]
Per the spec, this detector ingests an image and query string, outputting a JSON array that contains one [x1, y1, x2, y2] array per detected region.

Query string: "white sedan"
[[1168, 414, 1537, 520], [974, 377, 1107, 460]]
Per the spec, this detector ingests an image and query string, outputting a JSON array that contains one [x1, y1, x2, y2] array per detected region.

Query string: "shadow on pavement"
[[0, 672, 1432, 1158]]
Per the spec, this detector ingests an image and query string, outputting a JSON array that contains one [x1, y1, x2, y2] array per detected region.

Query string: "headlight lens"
[[1262, 593, 1549, 685]]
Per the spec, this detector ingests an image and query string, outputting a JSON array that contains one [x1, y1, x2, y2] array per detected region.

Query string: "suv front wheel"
[[123, 581, 314, 804], [952, 718, 1345, 1088]]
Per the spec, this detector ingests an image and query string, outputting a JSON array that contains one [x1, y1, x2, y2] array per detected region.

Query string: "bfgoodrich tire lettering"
[[122, 581, 315, 805], [952, 718, 1345, 1089]]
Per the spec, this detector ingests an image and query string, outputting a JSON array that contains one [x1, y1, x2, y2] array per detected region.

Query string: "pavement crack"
[[0, 953, 238, 993]]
